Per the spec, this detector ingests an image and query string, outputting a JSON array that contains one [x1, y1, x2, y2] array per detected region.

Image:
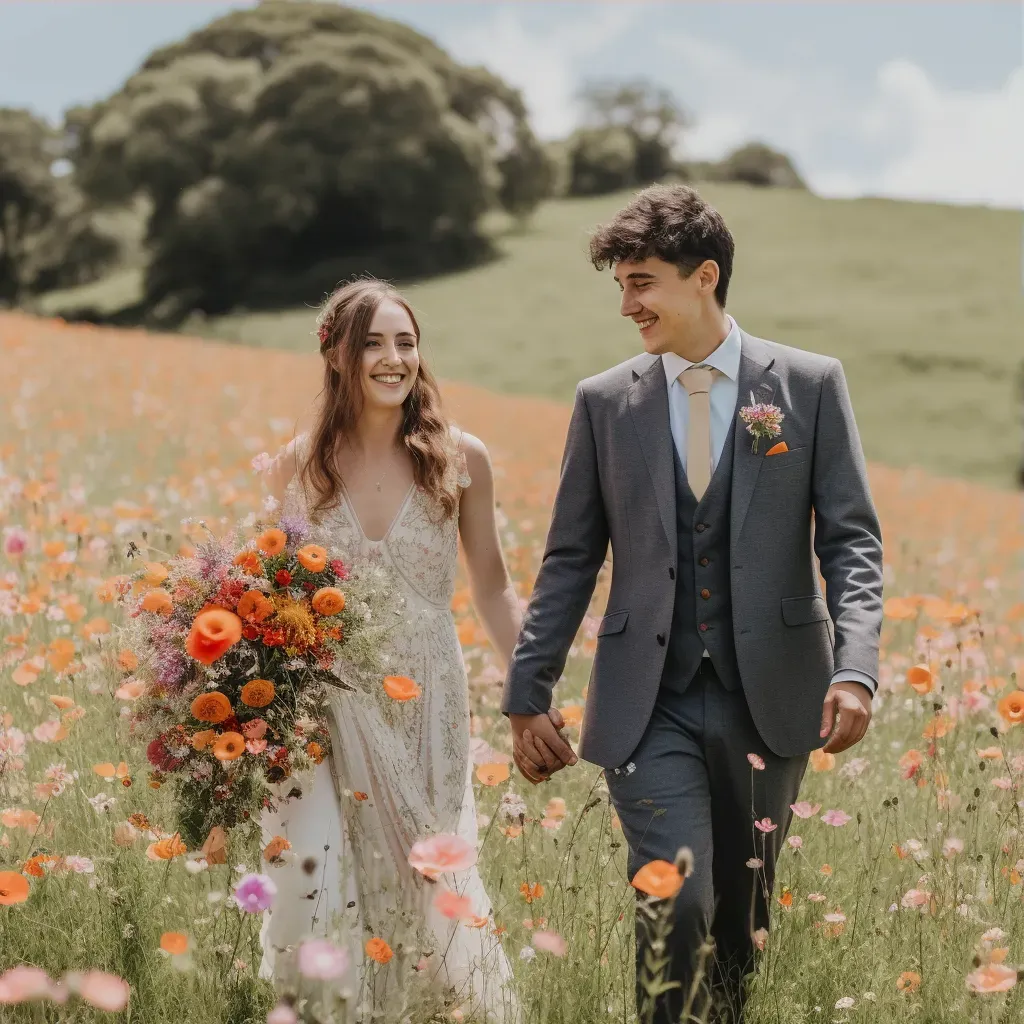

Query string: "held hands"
[[510, 709, 578, 785], [820, 681, 872, 754]]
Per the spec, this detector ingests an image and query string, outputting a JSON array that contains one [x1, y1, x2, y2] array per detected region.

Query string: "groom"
[[502, 185, 883, 1022]]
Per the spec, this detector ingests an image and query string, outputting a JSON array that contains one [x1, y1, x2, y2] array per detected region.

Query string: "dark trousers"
[[605, 659, 808, 1023]]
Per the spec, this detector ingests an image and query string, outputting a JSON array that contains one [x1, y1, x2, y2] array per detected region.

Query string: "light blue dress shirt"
[[660, 316, 876, 696]]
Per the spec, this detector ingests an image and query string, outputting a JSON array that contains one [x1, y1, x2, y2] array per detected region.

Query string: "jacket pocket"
[[597, 610, 629, 636], [781, 595, 828, 626], [762, 446, 810, 472]]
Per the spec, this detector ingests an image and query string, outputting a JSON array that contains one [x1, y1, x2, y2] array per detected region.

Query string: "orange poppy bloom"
[[997, 690, 1024, 725], [160, 932, 189, 955], [353, 791, 369, 801], [141, 590, 174, 615], [809, 748, 835, 772], [236, 590, 273, 622], [256, 528, 287, 556], [185, 608, 242, 665], [296, 544, 328, 572], [559, 705, 584, 728], [311, 587, 346, 616], [212, 732, 246, 761], [475, 763, 510, 786], [190, 691, 232, 724], [49, 694, 76, 710], [147, 834, 188, 861], [306, 741, 325, 763], [263, 835, 292, 862], [631, 861, 684, 900], [240, 679, 275, 708], [0, 871, 30, 904], [778, 889, 793, 908], [906, 664, 934, 695], [233, 550, 263, 575], [383, 675, 421, 701], [365, 937, 393, 964], [191, 730, 216, 751], [520, 882, 545, 903]]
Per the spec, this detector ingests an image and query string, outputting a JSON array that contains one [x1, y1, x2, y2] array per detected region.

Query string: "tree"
[[0, 109, 61, 303], [566, 78, 689, 195], [68, 2, 551, 317], [715, 141, 806, 189]]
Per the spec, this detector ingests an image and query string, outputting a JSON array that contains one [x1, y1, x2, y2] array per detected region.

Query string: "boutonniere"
[[738, 392, 784, 454]]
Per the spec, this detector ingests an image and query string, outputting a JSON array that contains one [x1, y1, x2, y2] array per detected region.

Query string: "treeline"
[[0, 1, 804, 322]]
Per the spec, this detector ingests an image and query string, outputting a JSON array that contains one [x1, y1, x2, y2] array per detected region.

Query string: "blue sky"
[[1, 2, 1021, 207]]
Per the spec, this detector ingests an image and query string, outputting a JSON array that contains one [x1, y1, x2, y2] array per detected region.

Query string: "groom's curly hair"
[[589, 184, 735, 307]]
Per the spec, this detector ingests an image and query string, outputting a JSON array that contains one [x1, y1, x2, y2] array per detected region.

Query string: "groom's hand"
[[820, 681, 872, 754], [510, 710, 578, 785]]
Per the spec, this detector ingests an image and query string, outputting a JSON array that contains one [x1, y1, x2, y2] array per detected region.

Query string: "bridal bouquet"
[[116, 518, 400, 846]]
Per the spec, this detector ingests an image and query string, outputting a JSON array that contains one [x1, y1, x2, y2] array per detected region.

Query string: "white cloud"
[[443, 5, 635, 140]]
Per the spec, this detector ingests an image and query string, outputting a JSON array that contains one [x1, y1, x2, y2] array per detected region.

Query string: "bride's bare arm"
[[456, 433, 522, 670]]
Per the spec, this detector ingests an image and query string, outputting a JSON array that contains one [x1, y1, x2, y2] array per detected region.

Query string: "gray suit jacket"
[[501, 331, 884, 769]]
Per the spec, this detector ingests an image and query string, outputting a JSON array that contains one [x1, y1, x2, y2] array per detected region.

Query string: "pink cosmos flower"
[[297, 939, 349, 980], [532, 931, 567, 957], [821, 809, 852, 827], [234, 873, 277, 913], [901, 889, 932, 909], [0, 966, 54, 1004], [747, 857, 764, 869], [2, 527, 28, 559], [434, 888, 474, 920], [267, 1005, 299, 1024], [67, 971, 130, 1011], [991, 777, 1013, 791], [242, 718, 268, 739], [807, 892, 827, 902], [408, 834, 477, 880], [942, 837, 964, 858], [787, 835, 803, 849], [754, 818, 777, 833], [245, 739, 268, 755], [752, 927, 769, 950], [790, 801, 821, 819], [746, 753, 766, 771]]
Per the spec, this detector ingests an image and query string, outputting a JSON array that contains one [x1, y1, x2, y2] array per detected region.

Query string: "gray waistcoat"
[[660, 415, 742, 694]]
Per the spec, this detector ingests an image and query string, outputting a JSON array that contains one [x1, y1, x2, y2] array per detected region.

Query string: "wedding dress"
[[257, 435, 517, 1021]]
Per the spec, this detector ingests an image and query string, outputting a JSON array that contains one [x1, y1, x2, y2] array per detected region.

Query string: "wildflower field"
[[1, 311, 1023, 1023]]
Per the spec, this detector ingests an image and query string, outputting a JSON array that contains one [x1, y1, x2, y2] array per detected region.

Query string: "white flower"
[[87, 792, 116, 814], [498, 791, 527, 821], [519, 946, 536, 962], [835, 996, 855, 1010], [251, 452, 274, 474]]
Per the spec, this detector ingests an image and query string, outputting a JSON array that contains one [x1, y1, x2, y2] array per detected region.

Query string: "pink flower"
[[434, 887, 474, 920], [992, 777, 1013, 791], [267, 1005, 299, 1024], [297, 939, 349, 979], [754, 818, 777, 833], [2, 527, 28, 559], [942, 837, 964, 858], [787, 835, 803, 849], [746, 857, 764, 868], [790, 801, 821, 819], [242, 718, 268, 739], [746, 753, 766, 771], [234, 872, 277, 913], [966, 963, 1017, 993], [752, 927, 769, 951], [807, 892, 826, 902], [408, 834, 477, 880], [532, 930, 567, 956], [823, 912, 847, 924], [821, 809, 852, 827], [67, 970, 130, 1011], [250, 453, 274, 474], [901, 889, 932, 909], [0, 965, 54, 1004], [245, 739, 268, 755]]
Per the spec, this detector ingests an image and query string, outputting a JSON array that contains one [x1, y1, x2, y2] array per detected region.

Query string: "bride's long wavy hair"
[[300, 278, 459, 523]]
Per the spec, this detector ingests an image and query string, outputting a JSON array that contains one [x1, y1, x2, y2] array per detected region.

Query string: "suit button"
[[699, 556, 710, 567], [699, 623, 708, 632], [695, 523, 707, 533], [656, 633, 666, 646], [668, 567, 675, 580], [700, 589, 711, 599]]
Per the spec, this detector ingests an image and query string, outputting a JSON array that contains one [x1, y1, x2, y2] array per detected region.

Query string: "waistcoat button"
[[668, 567, 675, 580], [699, 623, 708, 632], [656, 633, 666, 646], [700, 588, 711, 599], [695, 523, 707, 533], [699, 556, 710, 567]]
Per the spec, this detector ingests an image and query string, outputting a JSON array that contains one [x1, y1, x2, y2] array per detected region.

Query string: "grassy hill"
[[37, 183, 1024, 487]]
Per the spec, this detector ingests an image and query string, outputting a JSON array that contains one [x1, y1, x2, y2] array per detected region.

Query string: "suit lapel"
[[731, 333, 782, 539], [627, 356, 677, 561]]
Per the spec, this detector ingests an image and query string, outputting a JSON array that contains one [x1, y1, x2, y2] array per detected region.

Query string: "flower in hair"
[[317, 315, 334, 345]]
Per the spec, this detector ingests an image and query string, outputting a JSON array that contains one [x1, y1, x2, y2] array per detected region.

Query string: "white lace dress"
[[257, 437, 517, 1022]]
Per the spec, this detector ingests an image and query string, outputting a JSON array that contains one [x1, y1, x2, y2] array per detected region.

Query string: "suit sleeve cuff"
[[831, 669, 877, 697]]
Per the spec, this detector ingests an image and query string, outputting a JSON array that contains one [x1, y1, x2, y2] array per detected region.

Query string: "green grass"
[[32, 184, 1024, 487]]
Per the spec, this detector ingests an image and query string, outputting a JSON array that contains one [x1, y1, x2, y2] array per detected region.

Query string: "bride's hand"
[[510, 710, 577, 785]]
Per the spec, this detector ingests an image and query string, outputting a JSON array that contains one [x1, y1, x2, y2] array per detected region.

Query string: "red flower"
[[302, 581, 316, 592], [275, 570, 292, 586], [330, 559, 349, 580], [147, 736, 183, 772], [262, 627, 286, 647], [241, 624, 261, 641]]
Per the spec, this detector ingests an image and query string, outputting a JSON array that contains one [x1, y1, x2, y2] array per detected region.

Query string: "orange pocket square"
[[765, 441, 789, 457]]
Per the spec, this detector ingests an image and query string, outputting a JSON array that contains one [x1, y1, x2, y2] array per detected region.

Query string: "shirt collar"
[[662, 315, 742, 388]]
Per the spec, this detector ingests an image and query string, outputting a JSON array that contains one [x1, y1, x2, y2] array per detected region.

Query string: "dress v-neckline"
[[340, 481, 416, 544]]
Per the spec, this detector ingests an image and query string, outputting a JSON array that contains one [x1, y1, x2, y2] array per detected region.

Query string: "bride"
[[257, 278, 528, 1020]]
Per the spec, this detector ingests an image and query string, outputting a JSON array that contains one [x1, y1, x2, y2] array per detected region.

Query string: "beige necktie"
[[679, 365, 715, 500]]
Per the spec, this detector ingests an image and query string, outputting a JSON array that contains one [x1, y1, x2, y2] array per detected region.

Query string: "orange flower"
[[296, 544, 328, 572], [559, 705, 584, 728], [23, 855, 58, 878], [212, 732, 245, 761], [365, 937, 393, 964], [2, 808, 41, 830], [190, 691, 232, 724], [240, 679, 275, 708], [311, 587, 346, 616], [263, 835, 291, 863], [191, 730, 216, 751], [185, 608, 242, 665], [233, 550, 263, 575], [631, 860, 684, 900], [201, 826, 227, 865], [997, 690, 1024, 726], [966, 963, 1017, 993], [353, 791, 369, 801], [142, 562, 168, 586], [306, 741, 325, 763], [809, 748, 835, 772], [475, 763, 510, 786], [236, 590, 273, 622], [896, 970, 921, 993], [922, 714, 952, 740], [778, 889, 793, 908], [906, 664, 934, 694], [49, 694, 75, 710], [141, 590, 174, 615], [146, 834, 188, 861], [256, 528, 287, 556], [383, 675, 421, 701], [519, 882, 545, 903], [159, 931, 189, 955], [0, 871, 30, 905]]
